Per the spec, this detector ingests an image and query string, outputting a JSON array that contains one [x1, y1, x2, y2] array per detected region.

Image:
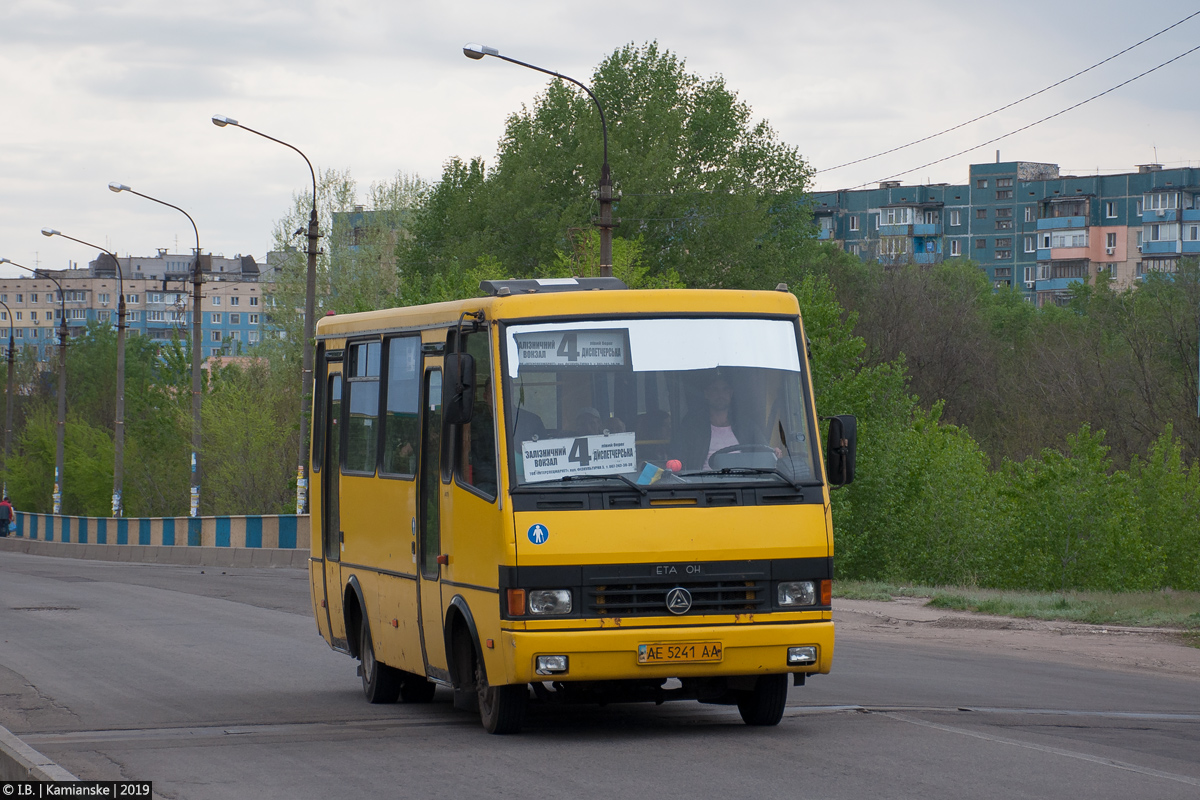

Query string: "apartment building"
[[813, 160, 1200, 306], [0, 250, 270, 361]]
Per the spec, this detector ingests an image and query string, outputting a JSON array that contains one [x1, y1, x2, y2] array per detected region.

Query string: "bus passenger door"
[[417, 365, 450, 681], [323, 364, 348, 650]]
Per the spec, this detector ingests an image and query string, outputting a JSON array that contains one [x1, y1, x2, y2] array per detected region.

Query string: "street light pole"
[[107, 185, 203, 517], [212, 115, 318, 514], [463, 43, 615, 277], [0, 299, 14, 499], [0, 255, 68, 514], [40, 230, 127, 516]]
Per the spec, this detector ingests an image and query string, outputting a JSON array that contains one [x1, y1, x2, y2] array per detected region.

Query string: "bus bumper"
[[499, 621, 833, 685]]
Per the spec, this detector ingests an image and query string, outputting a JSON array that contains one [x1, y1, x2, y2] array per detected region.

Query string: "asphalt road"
[[2, 550, 1198, 800]]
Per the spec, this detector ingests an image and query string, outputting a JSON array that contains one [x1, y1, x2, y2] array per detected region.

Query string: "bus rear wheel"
[[736, 674, 788, 726], [476, 662, 527, 735], [359, 617, 401, 704]]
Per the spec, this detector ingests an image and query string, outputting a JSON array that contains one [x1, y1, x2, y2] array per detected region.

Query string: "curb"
[[0, 723, 77, 782], [0, 537, 309, 569]]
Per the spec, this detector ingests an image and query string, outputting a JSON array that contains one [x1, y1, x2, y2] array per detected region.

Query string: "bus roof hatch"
[[479, 277, 628, 296]]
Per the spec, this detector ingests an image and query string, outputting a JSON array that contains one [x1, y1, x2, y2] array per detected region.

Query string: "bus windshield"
[[503, 317, 819, 489]]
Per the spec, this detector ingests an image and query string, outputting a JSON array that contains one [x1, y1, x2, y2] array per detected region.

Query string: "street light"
[[0, 253, 69, 514], [212, 114, 318, 515], [463, 43, 616, 277], [0, 299, 14, 499], [107, 184, 204, 518], [40, 229, 128, 517]]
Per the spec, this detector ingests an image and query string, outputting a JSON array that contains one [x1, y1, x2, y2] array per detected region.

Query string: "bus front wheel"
[[476, 662, 527, 735], [736, 674, 788, 726], [359, 617, 402, 704]]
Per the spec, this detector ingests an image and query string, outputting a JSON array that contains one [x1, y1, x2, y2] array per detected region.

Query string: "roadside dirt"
[[834, 597, 1200, 681]]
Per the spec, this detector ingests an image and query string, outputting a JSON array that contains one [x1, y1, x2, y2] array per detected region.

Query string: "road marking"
[[884, 712, 1200, 788]]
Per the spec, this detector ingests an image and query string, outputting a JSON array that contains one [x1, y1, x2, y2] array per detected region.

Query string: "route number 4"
[[568, 437, 591, 467]]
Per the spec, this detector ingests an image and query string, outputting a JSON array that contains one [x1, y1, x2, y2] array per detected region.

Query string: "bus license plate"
[[637, 641, 723, 664]]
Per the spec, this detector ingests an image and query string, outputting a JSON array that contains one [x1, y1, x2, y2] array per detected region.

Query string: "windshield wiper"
[[680, 467, 820, 492], [513, 473, 648, 496]]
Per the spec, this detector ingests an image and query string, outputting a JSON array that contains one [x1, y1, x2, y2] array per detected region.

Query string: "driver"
[[682, 373, 768, 470]]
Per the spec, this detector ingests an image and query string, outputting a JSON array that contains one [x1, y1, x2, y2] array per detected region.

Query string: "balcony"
[[1142, 241, 1181, 255], [1036, 248, 1052, 261], [1182, 241, 1200, 254], [913, 252, 940, 265], [1141, 209, 1177, 223], [1035, 277, 1086, 292], [1036, 216, 1086, 230], [817, 229, 832, 241], [1182, 209, 1200, 222]]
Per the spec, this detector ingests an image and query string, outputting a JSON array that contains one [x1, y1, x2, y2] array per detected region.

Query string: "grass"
[[835, 580, 1200, 634]]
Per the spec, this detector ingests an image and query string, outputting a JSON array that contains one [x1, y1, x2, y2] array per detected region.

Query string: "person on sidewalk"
[[0, 496, 13, 537]]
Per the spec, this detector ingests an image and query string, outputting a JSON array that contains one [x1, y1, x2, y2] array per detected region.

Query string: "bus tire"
[[399, 672, 437, 703], [736, 674, 788, 726], [359, 616, 401, 704], [477, 661, 526, 735]]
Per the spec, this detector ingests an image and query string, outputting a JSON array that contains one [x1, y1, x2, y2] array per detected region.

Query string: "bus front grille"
[[587, 581, 764, 616]]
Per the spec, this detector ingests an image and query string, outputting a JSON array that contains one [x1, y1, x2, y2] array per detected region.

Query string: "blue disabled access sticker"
[[527, 524, 549, 545]]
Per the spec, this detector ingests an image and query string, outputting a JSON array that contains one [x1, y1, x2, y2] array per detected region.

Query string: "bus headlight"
[[527, 589, 573, 615], [777, 581, 816, 607]]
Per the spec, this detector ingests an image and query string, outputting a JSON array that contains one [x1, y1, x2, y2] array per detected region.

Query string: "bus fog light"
[[536, 655, 569, 675], [528, 589, 573, 615], [788, 646, 817, 666], [778, 581, 816, 606]]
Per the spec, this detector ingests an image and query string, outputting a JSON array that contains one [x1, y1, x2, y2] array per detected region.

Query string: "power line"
[[851, 41, 1200, 191], [817, 10, 1200, 175]]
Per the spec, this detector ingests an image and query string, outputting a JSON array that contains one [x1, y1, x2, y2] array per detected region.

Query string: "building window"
[[1105, 201, 1117, 218], [15, 295, 22, 303], [995, 238, 1013, 248], [1106, 232, 1117, 249], [1041, 233, 1052, 249], [15, 312, 21, 321], [249, 313, 259, 324], [1024, 235, 1036, 253], [230, 296, 240, 307], [996, 178, 1013, 188], [976, 209, 988, 219], [996, 190, 1013, 200], [14, 330, 22, 339], [950, 240, 961, 256], [69, 309, 86, 320], [249, 331, 260, 343], [882, 207, 912, 225], [995, 208, 1013, 218], [249, 296, 259, 306], [1024, 207, 1034, 222], [995, 220, 1013, 230], [975, 239, 987, 249], [0, 295, 5, 302], [1136, 198, 1144, 214], [230, 313, 240, 325], [126, 311, 139, 322], [211, 331, 222, 342], [949, 210, 961, 227], [994, 267, 1013, 277], [30, 311, 37, 322], [849, 215, 859, 232], [1150, 223, 1179, 241], [977, 179, 988, 189], [1051, 231, 1088, 248], [1189, 225, 1199, 241], [211, 313, 221, 324], [0, 312, 5, 321], [1136, 230, 1143, 248], [31, 294, 37, 303], [147, 311, 164, 322], [1145, 192, 1179, 211], [1052, 261, 1087, 279], [211, 296, 221, 306], [1024, 265, 1035, 284], [995, 250, 1013, 259], [127, 294, 139, 304], [31, 329, 38, 339]]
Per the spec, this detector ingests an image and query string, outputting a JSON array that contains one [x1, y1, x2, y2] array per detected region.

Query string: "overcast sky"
[[3, 0, 1198, 275]]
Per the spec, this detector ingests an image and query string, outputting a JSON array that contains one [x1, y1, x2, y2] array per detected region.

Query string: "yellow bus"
[[308, 278, 856, 734]]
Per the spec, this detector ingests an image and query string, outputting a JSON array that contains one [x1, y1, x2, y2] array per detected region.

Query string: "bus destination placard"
[[521, 432, 637, 482], [514, 330, 627, 369]]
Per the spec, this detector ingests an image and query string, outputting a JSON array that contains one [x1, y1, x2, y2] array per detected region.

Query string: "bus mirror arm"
[[822, 415, 857, 488], [443, 352, 477, 426]]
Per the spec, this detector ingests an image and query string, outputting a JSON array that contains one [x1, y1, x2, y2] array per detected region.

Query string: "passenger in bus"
[[465, 377, 498, 496], [571, 407, 626, 436], [681, 373, 769, 470]]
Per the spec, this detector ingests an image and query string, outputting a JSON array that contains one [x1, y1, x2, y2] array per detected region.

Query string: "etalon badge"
[[665, 587, 692, 615]]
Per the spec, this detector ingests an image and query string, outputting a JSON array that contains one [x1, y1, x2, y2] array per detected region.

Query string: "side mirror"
[[442, 352, 476, 426], [825, 415, 857, 487]]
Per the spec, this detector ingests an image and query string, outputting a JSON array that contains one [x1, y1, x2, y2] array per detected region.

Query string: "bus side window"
[[344, 341, 381, 474], [456, 330, 497, 499], [382, 336, 421, 477]]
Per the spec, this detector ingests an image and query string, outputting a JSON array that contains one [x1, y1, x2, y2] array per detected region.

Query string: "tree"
[[406, 42, 816, 290]]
